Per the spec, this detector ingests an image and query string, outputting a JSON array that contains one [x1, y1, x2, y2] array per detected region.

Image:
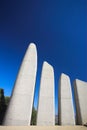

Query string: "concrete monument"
[[74, 79, 87, 125], [37, 61, 55, 125], [58, 73, 75, 125], [3, 43, 37, 125]]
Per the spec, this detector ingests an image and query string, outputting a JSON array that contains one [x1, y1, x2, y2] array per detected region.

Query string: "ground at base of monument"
[[0, 126, 87, 130]]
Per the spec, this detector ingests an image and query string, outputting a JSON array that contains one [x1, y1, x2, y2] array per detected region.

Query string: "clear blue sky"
[[0, 0, 87, 115]]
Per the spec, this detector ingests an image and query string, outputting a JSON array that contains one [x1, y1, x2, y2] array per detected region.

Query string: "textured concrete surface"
[[74, 79, 87, 125], [0, 126, 87, 130], [3, 43, 37, 126], [58, 73, 75, 125], [37, 62, 55, 125]]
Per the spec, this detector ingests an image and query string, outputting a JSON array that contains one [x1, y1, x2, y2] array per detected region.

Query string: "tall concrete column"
[[58, 73, 75, 125], [74, 79, 87, 125], [3, 43, 37, 126], [37, 61, 55, 125]]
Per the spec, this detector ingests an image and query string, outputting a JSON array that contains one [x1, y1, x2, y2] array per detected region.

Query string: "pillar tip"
[[61, 73, 68, 77], [29, 42, 36, 48], [43, 61, 54, 71]]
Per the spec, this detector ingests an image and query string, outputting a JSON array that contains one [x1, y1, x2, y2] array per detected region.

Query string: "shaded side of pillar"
[[58, 73, 75, 125], [74, 79, 87, 125], [3, 43, 37, 126], [37, 61, 55, 125]]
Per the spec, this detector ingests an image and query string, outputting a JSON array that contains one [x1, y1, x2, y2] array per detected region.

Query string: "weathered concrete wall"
[[74, 79, 87, 125], [58, 73, 75, 125], [37, 62, 55, 125], [3, 43, 37, 126]]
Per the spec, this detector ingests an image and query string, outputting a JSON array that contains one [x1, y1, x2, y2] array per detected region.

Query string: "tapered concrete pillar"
[[37, 62, 55, 125], [58, 73, 75, 125], [74, 79, 87, 125], [3, 43, 37, 126]]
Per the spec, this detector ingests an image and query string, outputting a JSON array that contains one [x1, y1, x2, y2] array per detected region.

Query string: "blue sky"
[[0, 0, 87, 115]]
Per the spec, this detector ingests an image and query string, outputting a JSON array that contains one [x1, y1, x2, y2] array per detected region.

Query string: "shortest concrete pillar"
[[74, 79, 87, 125], [58, 73, 75, 125]]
